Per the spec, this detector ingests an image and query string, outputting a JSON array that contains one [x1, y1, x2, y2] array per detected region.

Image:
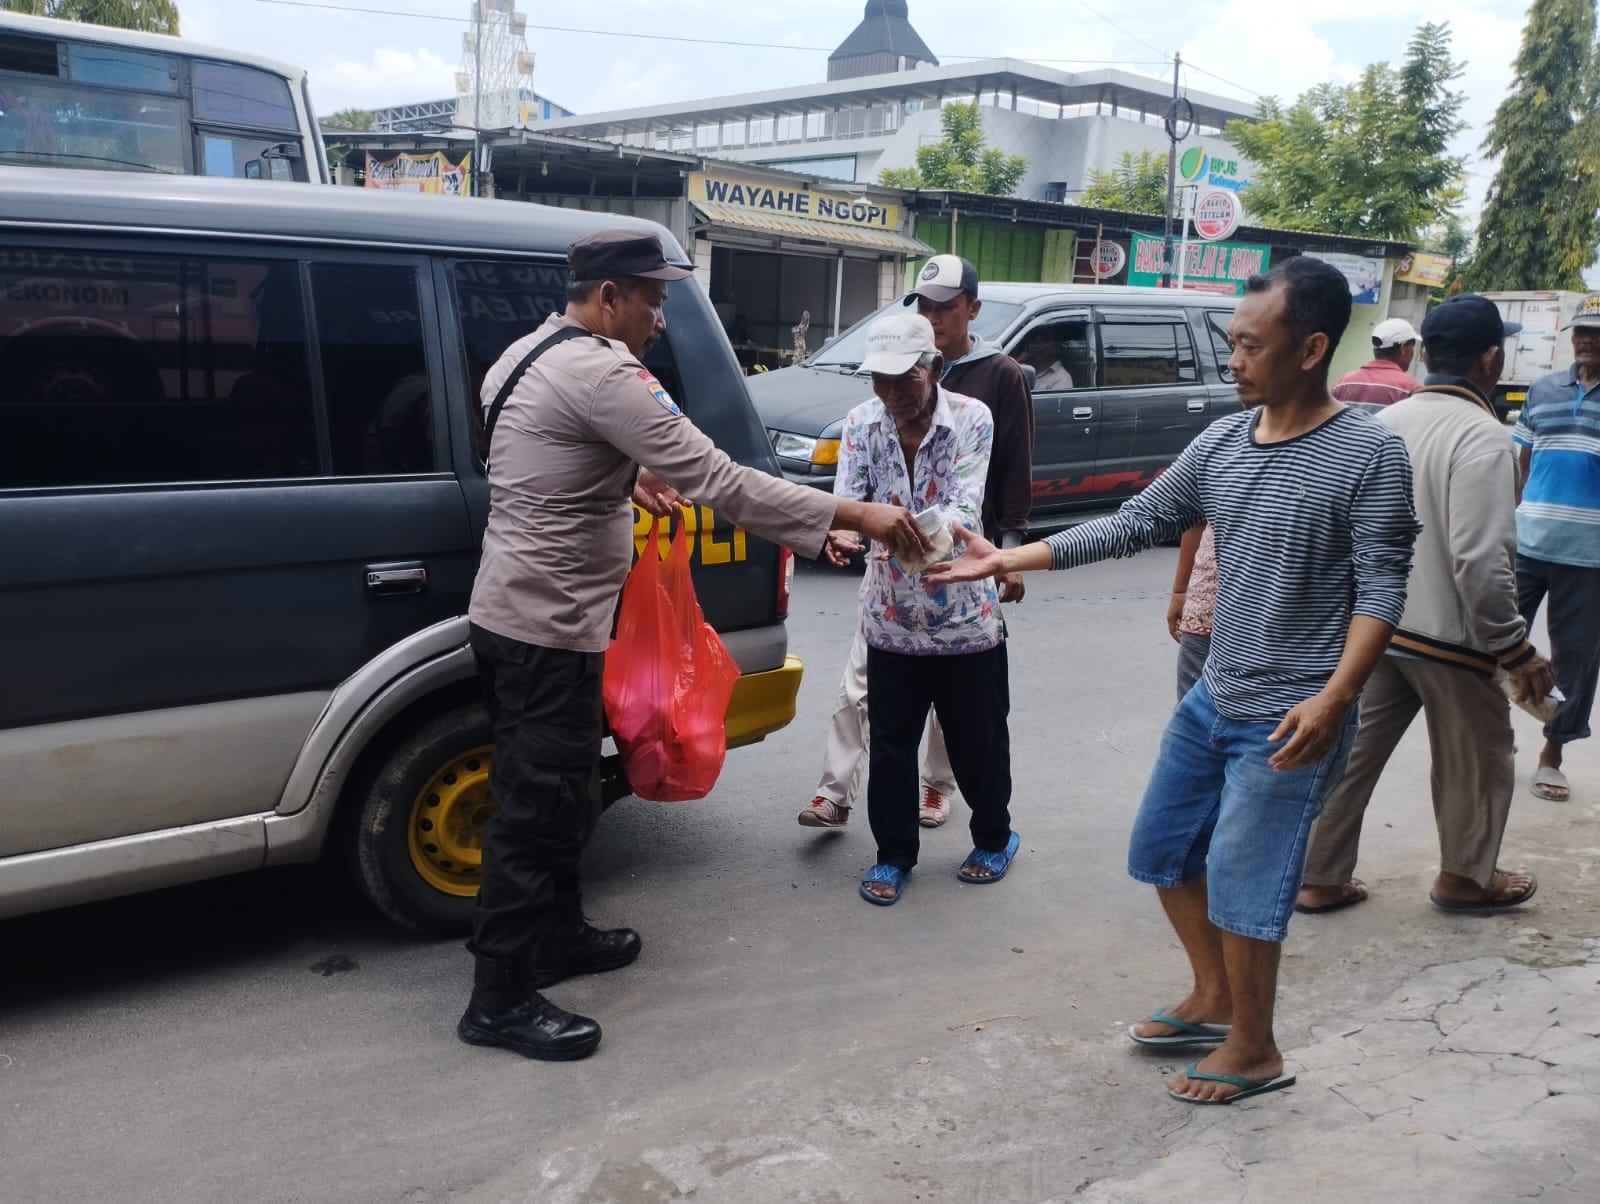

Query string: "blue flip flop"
[[957, 831, 1020, 884], [860, 864, 907, 905], [1168, 1061, 1296, 1105], [1127, 1007, 1232, 1048]]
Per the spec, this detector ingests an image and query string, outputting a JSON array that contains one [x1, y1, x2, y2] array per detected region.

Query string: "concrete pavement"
[[0, 552, 1596, 1202]]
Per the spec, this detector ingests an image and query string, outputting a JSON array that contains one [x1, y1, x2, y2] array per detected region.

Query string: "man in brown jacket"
[[463, 228, 926, 1061]]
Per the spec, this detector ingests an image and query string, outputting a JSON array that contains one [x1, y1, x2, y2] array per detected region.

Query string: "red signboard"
[[1192, 189, 1242, 242]]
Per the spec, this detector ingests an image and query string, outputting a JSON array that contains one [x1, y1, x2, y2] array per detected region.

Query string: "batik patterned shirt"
[[835, 384, 1002, 655]]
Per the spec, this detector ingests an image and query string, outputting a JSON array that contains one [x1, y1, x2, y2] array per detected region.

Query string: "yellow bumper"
[[725, 655, 804, 749]]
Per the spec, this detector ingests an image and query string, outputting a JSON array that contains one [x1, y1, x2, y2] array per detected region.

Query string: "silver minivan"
[[0, 169, 804, 933]]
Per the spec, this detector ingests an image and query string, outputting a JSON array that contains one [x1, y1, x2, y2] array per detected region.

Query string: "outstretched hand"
[[857, 503, 930, 565], [822, 529, 864, 568], [924, 523, 1006, 585]]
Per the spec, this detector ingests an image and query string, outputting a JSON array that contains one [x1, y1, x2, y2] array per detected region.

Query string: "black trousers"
[[1517, 554, 1600, 745], [865, 642, 1012, 871], [468, 623, 605, 965]]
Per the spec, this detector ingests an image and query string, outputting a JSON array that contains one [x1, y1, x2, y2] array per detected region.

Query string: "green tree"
[[1463, 0, 1600, 291], [321, 109, 376, 132], [877, 101, 1028, 196], [1, 0, 180, 34], [1225, 22, 1465, 241], [1080, 150, 1167, 214]]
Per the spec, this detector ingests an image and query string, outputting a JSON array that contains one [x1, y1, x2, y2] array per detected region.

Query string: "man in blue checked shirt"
[[1512, 292, 1600, 803]]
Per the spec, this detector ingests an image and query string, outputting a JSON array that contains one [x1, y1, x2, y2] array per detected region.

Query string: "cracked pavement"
[[1, 554, 1596, 1203]]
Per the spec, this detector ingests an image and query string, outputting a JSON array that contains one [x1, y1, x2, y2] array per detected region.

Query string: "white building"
[[529, 0, 1257, 203]]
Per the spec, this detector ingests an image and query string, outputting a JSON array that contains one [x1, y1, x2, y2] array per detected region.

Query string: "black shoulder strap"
[[482, 326, 603, 462]]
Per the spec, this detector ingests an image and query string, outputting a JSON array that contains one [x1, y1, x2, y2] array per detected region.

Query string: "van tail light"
[[777, 546, 794, 620]]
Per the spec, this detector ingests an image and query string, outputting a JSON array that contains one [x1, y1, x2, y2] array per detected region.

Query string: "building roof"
[[830, 0, 937, 67], [912, 190, 1413, 259], [529, 58, 1256, 141]]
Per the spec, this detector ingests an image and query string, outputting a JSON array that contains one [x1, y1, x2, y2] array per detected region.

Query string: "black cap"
[[1420, 294, 1522, 358], [568, 229, 692, 282]]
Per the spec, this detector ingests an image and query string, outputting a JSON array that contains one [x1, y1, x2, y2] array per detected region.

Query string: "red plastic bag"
[[603, 516, 741, 801]]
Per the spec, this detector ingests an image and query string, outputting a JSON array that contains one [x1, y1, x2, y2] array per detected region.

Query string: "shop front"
[[686, 169, 931, 371]]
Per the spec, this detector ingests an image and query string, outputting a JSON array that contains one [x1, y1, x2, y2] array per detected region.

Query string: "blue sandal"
[[1127, 1007, 1232, 1048], [1168, 1061, 1296, 1105], [958, 831, 1020, 884], [859, 864, 907, 905]]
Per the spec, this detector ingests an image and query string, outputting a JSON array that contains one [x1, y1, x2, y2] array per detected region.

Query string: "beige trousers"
[[812, 621, 955, 807], [1302, 656, 1515, 890]]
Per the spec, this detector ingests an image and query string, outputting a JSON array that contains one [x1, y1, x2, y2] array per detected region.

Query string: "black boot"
[[457, 957, 602, 1061], [526, 923, 643, 988]]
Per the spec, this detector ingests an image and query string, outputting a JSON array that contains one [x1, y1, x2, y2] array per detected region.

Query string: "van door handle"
[[366, 562, 428, 595], [1186, 399, 1207, 413], [1072, 406, 1094, 420]]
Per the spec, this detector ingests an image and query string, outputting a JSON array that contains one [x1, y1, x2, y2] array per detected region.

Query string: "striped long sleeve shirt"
[[1045, 407, 1419, 722]]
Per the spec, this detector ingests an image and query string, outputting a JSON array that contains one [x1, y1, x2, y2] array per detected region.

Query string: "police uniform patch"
[[640, 371, 680, 416]]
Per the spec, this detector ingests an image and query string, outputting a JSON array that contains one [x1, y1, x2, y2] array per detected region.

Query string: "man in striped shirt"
[[931, 257, 1419, 1106], [1511, 292, 1600, 802]]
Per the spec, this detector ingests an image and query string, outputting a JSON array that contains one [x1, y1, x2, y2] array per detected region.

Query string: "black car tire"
[[352, 704, 491, 936]]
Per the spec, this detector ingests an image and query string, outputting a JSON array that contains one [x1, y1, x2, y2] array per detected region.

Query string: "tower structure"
[[456, 0, 535, 131], [827, 0, 938, 82]]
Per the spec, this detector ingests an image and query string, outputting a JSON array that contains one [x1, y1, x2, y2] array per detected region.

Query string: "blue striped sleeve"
[[1045, 435, 1207, 570]]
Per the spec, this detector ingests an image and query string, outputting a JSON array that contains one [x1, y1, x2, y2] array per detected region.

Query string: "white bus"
[[0, 11, 329, 183]]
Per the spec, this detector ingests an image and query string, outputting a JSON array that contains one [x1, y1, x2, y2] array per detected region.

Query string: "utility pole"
[[472, 0, 483, 196], [1159, 51, 1180, 289]]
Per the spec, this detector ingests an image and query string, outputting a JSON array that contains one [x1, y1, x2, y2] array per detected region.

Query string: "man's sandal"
[[859, 864, 907, 905]]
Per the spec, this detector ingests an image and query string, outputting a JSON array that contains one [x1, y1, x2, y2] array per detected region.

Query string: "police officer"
[[461, 228, 927, 1061]]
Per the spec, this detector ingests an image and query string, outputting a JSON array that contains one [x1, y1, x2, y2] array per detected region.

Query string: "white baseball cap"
[[902, 254, 979, 305], [1372, 317, 1420, 348], [857, 312, 938, 376]]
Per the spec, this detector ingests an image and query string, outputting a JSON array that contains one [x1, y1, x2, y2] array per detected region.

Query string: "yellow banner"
[[689, 171, 898, 230], [364, 151, 472, 196], [1394, 250, 1453, 287]]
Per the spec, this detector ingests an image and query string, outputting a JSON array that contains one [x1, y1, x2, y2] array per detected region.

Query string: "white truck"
[[1482, 290, 1585, 418]]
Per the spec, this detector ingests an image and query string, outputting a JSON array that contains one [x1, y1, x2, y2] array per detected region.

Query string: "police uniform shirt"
[[469, 313, 834, 652]]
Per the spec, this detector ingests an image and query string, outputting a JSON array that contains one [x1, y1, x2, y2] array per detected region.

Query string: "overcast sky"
[[184, 0, 1537, 220]]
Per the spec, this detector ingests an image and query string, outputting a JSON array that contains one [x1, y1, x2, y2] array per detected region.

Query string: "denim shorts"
[[1127, 677, 1358, 942]]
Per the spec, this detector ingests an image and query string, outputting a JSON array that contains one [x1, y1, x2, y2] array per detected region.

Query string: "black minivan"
[[749, 283, 1240, 524], [0, 169, 801, 933]]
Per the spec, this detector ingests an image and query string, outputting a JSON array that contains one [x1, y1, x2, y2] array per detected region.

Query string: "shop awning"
[[692, 200, 933, 257]]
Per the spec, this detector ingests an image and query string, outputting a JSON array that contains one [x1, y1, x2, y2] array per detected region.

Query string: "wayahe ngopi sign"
[[689, 172, 897, 230]]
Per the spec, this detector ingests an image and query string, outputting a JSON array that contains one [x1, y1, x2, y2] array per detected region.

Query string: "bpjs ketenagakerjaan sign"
[[689, 172, 899, 230]]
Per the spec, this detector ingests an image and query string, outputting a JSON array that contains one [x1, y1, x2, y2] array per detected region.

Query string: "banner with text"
[[1394, 251, 1454, 288], [689, 171, 898, 231], [1127, 233, 1271, 296], [365, 151, 472, 196]]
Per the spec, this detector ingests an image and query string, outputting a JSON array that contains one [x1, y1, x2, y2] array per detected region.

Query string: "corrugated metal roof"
[[693, 200, 932, 256]]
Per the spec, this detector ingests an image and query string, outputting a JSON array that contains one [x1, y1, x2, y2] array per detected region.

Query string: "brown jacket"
[[943, 340, 1034, 543]]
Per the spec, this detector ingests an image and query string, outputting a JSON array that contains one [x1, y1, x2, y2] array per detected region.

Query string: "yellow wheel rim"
[[407, 746, 494, 896]]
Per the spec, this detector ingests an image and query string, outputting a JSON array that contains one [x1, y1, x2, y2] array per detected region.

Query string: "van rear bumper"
[[725, 654, 804, 749]]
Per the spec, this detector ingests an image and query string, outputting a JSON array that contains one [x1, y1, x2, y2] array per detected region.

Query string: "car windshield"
[[806, 299, 1024, 371]]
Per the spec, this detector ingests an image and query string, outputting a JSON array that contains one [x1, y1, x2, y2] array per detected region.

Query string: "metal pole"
[[1176, 187, 1194, 290], [473, 0, 483, 196], [832, 253, 844, 339], [1159, 52, 1180, 289]]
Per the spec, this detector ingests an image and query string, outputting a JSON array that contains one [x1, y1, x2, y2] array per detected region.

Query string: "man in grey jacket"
[[1298, 295, 1555, 915]]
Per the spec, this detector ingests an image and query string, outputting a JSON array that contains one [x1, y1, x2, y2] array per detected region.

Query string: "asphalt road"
[[2, 551, 1595, 1203]]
